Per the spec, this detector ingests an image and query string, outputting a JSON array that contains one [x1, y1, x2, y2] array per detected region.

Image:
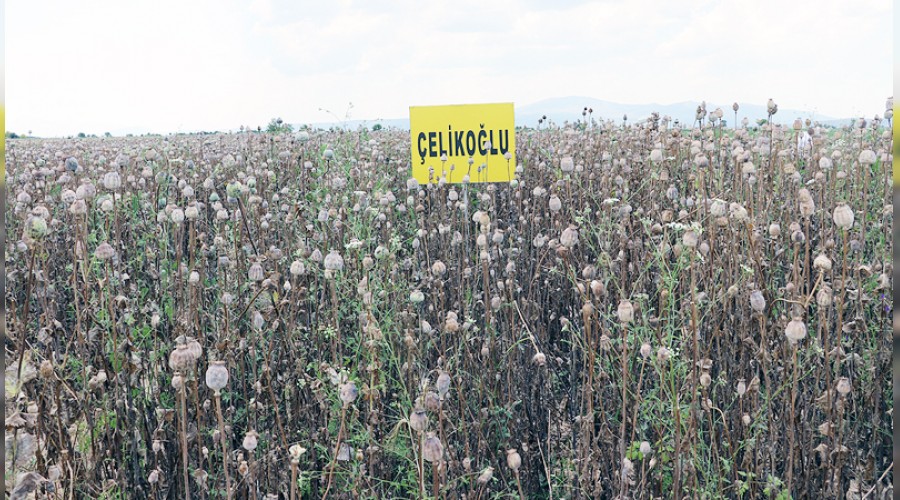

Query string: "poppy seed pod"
[[242, 430, 259, 452], [171, 373, 185, 391], [816, 286, 833, 307], [656, 346, 671, 362], [506, 449, 522, 471], [103, 171, 122, 190], [560, 225, 579, 248], [835, 377, 851, 396], [185, 337, 203, 362], [797, 189, 815, 217], [548, 195, 562, 212], [409, 408, 428, 433], [858, 149, 876, 165], [248, 262, 264, 282], [640, 441, 652, 456], [169, 343, 195, 372], [184, 205, 199, 220], [749, 290, 766, 313], [95, 242, 117, 261], [833, 204, 854, 230], [339, 381, 358, 406], [422, 434, 444, 463], [785, 318, 807, 345], [40, 359, 54, 379], [205, 361, 229, 393], [640, 343, 652, 359], [27, 217, 49, 239], [324, 250, 344, 271], [813, 254, 832, 272], [477, 467, 494, 485], [532, 352, 547, 366], [289, 444, 307, 462], [617, 300, 634, 324], [436, 371, 451, 398], [424, 391, 441, 411], [290, 260, 305, 276], [682, 230, 698, 248]]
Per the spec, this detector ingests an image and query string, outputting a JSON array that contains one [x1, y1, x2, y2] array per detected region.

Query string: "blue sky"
[[7, 0, 893, 136]]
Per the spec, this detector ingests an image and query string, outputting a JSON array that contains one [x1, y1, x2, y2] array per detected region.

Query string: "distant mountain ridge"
[[300, 96, 858, 131]]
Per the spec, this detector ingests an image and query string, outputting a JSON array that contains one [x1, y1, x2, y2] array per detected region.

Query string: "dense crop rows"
[[5, 103, 893, 498]]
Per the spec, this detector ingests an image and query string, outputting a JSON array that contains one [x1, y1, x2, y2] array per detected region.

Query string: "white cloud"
[[7, 0, 892, 136]]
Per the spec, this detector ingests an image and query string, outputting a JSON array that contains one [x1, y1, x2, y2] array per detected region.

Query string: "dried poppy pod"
[[169, 343, 196, 372], [835, 377, 851, 396], [435, 371, 451, 399], [205, 361, 229, 394], [640, 343, 652, 359], [248, 262, 264, 282], [423, 391, 441, 412], [617, 300, 634, 324], [813, 254, 832, 272], [816, 286, 833, 307], [857, 149, 877, 165], [477, 466, 494, 485], [242, 430, 259, 452], [560, 225, 579, 248], [185, 337, 203, 362], [784, 318, 807, 345], [324, 250, 344, 271], [409, 408, 428, 433], [749, 290, 766, 313], [797, 188, 815, 217], [289, 444, 307, 463], [532, 352, 547, 366], [656, 346, 672, 363], [103, 171, 122, 191], [832, 204, 854, 230], [171, 373, 185, 391], [682, 230, 698, 249], [39, 359, 54, 380], [422, 434, 444, 463], [548, 195, 562, 212], [290, 260, 305, 276], [95, 242, 117, 260], [506, 449, 522, 471]]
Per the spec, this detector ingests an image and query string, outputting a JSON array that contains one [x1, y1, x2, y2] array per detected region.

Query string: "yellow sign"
[[410, 102, 516, 184]]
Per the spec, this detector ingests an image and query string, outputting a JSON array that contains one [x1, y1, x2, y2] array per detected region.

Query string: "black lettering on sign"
[[417, 132, 427, 165], [499, 129, 509, 154], [477, 124, 487, 156], [428, 132, 437, 158]]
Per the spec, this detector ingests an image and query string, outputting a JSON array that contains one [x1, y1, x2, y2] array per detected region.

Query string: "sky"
[[6, 0, 893, 137]]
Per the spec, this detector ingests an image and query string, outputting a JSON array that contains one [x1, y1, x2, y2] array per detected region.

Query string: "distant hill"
[[298, 96, 856, 131]]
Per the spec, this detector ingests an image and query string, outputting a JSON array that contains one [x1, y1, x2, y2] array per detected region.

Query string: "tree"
[[266, 117, 294, 134]]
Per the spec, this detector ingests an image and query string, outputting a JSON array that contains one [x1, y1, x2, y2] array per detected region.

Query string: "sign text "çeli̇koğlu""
[[409, 102, 516, 184]]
